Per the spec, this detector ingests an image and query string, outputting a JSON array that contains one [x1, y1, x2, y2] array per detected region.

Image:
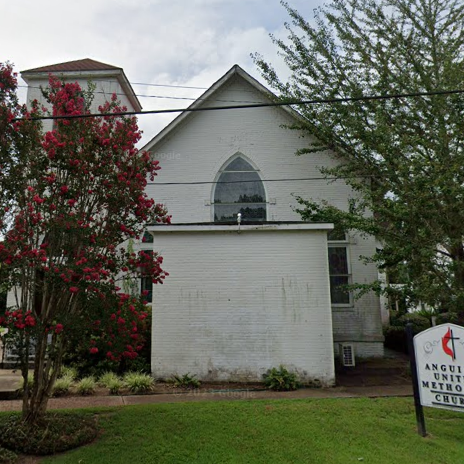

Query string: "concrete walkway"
[[0, 356, 413, 412], [0, 370, 21, 395], [0, 383, 413, 412]]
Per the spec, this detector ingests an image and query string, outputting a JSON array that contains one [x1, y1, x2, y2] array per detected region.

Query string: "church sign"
[[413, 323, 464, 412]]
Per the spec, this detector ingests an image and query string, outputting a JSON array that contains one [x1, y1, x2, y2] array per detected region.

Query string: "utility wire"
[[19, 81, 208, 91], [12, 87, 464, 122], [131, 82, 207, 90], [19, 79, 259, 93], [18, 84, 263, 104], [146, 176, 357, 186]]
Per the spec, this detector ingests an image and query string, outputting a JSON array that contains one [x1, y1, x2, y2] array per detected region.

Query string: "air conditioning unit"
[[339, 343, 355, 367]]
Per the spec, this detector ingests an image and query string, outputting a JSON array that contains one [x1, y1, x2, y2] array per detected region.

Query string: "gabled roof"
[[22, 58, 121, 74], [142, 64, 305, 152], [21, 59, 142, 112]]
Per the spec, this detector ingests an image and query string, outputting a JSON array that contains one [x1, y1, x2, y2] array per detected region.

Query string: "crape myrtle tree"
[[0, 63, 170, 424], [254, 0, 464, 317]]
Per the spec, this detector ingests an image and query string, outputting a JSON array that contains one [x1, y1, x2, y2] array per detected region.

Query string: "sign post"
[[408, 322, 464, 436], [406, 323, 426, 436]]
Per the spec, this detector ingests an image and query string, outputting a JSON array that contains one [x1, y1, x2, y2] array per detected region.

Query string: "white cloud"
[[2, 0, 324, 139]]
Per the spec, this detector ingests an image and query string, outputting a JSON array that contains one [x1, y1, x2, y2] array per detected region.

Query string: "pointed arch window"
[[213, 156, 267, 222]]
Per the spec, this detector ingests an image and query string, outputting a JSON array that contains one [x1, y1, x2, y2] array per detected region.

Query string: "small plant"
[[76, 377, 96, 396], [53, 376, 74, 397], [171, 373, 201, 389], [106, 377, 125, 395], [98, 371, 119, 388], [123, 372, 154, 393], [263, 365, 300, 391], [60, 366, 78, 381]]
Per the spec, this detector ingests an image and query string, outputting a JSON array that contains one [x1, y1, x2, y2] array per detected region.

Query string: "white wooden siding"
[[146, 74, 383, 355]]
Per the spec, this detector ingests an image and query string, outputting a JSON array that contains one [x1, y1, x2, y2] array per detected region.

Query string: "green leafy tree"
[[255, 0, 464, 317]]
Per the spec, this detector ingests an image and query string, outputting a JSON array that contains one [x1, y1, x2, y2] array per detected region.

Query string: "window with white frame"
[[328, 230, 351, 305], [213, 155, 267, 222], [139, 249, 153, 303]]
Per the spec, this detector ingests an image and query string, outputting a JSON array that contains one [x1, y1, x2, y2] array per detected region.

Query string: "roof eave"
[[21, 68, 142, 112]]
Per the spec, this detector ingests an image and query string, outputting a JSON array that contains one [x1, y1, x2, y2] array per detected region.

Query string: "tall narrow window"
[[140, 276, 153, 303], [213, 155, 267, 222], [328, 230, 351, 305], [139, 249, 153, 303]]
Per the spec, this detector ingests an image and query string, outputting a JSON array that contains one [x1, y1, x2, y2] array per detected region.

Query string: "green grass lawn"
[[31, 397, 464, 463]]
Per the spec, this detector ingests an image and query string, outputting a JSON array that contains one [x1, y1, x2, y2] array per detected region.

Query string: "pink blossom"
[[55, 324, 64, 334], [33, 194, 45, 204]]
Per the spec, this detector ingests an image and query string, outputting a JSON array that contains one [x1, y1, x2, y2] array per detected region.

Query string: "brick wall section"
[[151, 227, 335, 385]]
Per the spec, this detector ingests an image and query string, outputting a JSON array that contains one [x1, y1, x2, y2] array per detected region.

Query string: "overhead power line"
[[18, 84, 264, 104], [130, 82, 207, 90], [146, 176, 361, 186], [19, 81, 208, 91], [12, 88, 464, 122]]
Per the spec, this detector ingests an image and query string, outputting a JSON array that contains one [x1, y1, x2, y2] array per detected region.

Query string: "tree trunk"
[[22, 334, 64, 426]]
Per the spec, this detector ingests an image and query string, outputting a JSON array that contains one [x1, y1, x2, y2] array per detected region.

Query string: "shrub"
[[171, 373, 201, 389], [120, 355, 151, 374], [98, 371, 119, 388], [98, 371, 124, 394], [106, 377, 125, 395], [0, 413, 98, 455], [396, 313, 431, 332], [0, 445, 17, 463], [384, 325, 409, 353], [123, 372, 154, 393], [62, 308, 152, 378], [386, 312, 432, 353], [62, 356, 118, 379], [53, 376, 74, 397], [415, 307, 438, 323], [263, 366, 299, 391], [436, 312, 459, 325], [76, 377, 96, 396], [60, 366, 78, 381]]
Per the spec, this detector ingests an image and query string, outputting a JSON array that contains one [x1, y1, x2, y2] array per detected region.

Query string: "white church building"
[[19, 59, 384, 386]]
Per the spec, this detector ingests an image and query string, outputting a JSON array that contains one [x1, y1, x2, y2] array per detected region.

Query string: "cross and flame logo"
[[442, 327, 459, 360]]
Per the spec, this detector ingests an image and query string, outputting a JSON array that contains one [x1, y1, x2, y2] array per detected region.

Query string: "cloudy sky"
[[3, 0, 324, 139]]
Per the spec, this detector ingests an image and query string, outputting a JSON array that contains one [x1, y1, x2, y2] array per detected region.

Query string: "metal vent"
[[339, 343, 355, 367]]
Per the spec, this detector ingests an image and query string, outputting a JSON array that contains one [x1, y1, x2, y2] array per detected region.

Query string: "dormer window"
[[213, 155, 267, 222]]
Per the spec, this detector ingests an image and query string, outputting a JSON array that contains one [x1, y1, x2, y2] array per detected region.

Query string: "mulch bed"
[[51, 381, 266, 398]]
